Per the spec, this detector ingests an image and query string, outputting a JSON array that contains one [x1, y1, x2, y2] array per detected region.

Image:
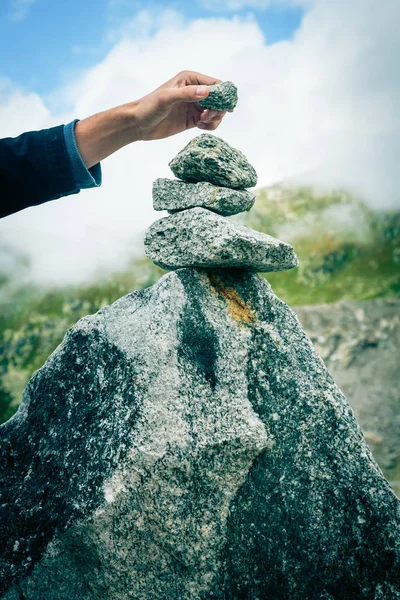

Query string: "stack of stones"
[[145, 82, 299, 273]]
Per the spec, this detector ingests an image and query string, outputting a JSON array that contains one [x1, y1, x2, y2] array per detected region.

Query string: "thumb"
[[158, 85, 209, 108]]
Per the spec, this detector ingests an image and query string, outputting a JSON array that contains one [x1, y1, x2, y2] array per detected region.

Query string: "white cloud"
[[0, 80, 52, 135], [106, 8, 186, 43], [9, 0, 36, 21], [1, 0, 400, 285]]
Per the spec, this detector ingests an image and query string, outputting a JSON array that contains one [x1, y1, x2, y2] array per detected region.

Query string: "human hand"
[[130, 70, 229, 141], [74, 71, 230, 169]]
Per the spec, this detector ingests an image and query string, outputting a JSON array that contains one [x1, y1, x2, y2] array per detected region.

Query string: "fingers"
[[197, 109, 225, 131], [157, 85, 210, 109], [197, 121, 222, 131], [199, 109, 227, 123], [175, 69, 221, 87]]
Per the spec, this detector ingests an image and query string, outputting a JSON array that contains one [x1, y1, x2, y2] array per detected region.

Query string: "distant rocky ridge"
[[296, 298, 400, 497]]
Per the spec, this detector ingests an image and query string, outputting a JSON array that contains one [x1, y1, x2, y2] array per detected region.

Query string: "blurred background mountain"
[[1, 184, 399, 492]]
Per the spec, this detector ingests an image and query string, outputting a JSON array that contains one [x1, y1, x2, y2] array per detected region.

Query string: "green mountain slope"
[[236, 184, 400, 305], [1, 184, 399, 422]]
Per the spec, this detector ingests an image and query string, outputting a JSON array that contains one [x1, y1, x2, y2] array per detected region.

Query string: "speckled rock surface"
[[198, 81, 238, 111], [144, 207, 299, 271], [1, 268, 399, 599], [153, 178, 255, 216], [169, 134, 257, 189]]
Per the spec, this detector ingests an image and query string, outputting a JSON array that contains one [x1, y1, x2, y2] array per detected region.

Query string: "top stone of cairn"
[[169, 134, 257, 189], [198, 81, 238, 111]]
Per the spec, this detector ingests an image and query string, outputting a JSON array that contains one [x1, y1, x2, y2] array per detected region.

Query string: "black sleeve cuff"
[[0, 125, 82, 219]]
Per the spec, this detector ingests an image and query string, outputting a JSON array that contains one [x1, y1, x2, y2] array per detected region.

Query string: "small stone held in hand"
[[198, 81, 238, 111]]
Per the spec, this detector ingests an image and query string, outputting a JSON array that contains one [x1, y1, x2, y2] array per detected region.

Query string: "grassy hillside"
[[237, 185, 400, 304], [1, 184, 399, 422]]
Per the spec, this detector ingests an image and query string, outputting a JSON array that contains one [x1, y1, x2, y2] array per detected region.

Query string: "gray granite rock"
[[198, 81, 238, 111], [1, 268, 399, 599], [169, 134, 257, 189], [153, 178, 255, 216], [144, 207, 299, 271]]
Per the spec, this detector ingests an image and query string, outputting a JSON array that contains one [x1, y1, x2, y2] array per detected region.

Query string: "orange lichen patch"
[[208, 273, 256, 324], [207, 186, 220, 205]]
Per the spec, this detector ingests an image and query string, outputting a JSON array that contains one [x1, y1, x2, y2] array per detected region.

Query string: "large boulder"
[[0, 268, 399, 599]]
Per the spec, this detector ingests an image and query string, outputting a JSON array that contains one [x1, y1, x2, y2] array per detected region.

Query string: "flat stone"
[[153, 178, 255, 216], [198, 81, 238, 111], [144, 207, 299, 271], [169, 134, 257, 189], [1, 268, 399, 599]]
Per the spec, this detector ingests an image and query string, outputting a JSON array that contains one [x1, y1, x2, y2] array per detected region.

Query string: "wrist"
[[121, 100, 143, 144], [74, 102, 142, 168]]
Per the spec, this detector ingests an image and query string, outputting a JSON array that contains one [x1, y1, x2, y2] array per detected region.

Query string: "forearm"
[[74, 102, 141, 169], [0, 70, 226, 219]]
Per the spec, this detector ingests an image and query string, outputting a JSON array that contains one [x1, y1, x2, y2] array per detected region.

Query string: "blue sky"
[[0, 0, 304, 97]]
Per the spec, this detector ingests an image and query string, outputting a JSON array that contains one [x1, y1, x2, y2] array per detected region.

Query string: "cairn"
[[145, 82, 299, 273], [2, 87, 399, 600]]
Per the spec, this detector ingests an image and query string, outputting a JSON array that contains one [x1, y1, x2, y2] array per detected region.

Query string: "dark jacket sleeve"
[[0, 125, 81, 219]]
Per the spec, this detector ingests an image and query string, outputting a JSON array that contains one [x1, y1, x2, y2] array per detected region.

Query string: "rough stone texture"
[[153, 178, 255, 216], [144, 207, 299, 272], [198, 81, 238, 111], [1, 268, 399, 600], [169, 134, 257, 189], [295, 298, 400, 498]]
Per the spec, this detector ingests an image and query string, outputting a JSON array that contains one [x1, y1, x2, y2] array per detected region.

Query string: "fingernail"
[[197, 122, 207, 129], [196, 85, 209, 98]]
